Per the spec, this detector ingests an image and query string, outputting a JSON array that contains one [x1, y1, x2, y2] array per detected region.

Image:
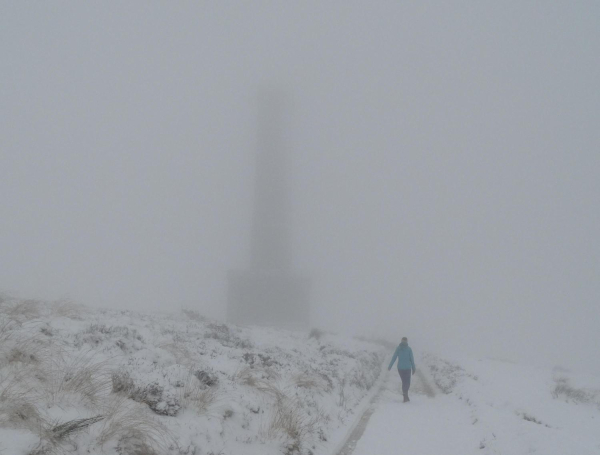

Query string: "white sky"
[[1, 2, 599, 375]]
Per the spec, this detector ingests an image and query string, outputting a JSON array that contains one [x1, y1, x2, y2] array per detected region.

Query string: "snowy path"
[[334, 384, 384, 455], [337, 369, 440, 455], [348, 370, 482, 455]]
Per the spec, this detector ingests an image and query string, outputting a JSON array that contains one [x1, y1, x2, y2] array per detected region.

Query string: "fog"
[[2, 2, 599, 376]]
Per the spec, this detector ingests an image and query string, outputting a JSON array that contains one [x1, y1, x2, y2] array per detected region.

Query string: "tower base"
[[227, 269, 310, 330]]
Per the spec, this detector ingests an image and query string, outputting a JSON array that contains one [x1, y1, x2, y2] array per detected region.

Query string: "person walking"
[[388, 337, 416, 402]]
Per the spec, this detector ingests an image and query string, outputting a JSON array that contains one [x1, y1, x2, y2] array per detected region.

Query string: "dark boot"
[[403, 394, 408, 403]]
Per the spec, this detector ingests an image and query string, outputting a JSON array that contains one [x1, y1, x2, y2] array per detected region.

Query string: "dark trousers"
[[398, 369, 411, 396]]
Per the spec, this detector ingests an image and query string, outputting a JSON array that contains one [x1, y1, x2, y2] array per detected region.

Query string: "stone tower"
[[227, 92, 310, 329]]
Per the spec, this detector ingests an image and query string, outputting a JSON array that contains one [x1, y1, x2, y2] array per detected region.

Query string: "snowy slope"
[[0, 297, 386, 455], [352, 352, 600, 455], [3, 296, 598, 455]]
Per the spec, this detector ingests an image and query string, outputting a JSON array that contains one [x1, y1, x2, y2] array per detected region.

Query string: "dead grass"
[[96, 396, 174, 452], [115, 430, 161, 455], [181, 309, 206, 323], [261, 394, 320, 450], [337, 379, 348, 410], [50, 415, 104, 440], [204, 323, 254, 349], [0, 362, 40, 433], [41, 350, 113, 407], [0, 365, 33, 399], [255, 380, 287, 402], [517, 411, 550, 427], [423, 353, 472, 394], [239, 369, 325, 449], [236, 366, 322, 448], [0, 316, 19, 344], [176, 372, 219, 414], [24, 416, 104, 455], [0, 337, 113, 452], [1, 373, 104, 453], [0, 397, 45, 433], [1, 359, 171, 453], [111, 371, 181, 417], [237, 366, 281, 389], [292, 373, 326, 391], [3, 299, 44, 322], [157, 341, 195, 366], [349, 369, 371, 390], [552, 377, 600, 406], [50, 299, 86, 320], [26, 415, 105, 455], [4, 333, 53, 367]]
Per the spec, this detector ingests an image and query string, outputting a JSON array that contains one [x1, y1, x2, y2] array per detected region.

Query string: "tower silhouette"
[[227, 92, 310, 329]]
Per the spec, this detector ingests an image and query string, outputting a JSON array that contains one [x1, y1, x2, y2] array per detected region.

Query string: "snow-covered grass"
[[0, 295, 386, 455], [552, 372, 600, 407]]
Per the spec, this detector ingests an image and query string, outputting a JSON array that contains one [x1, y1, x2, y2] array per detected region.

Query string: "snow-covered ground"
[[0, 296, 386, 455], [2, 296, 599, 455], [352, 352, 600, 455]]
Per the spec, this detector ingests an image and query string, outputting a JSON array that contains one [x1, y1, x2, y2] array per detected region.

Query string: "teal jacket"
[[388, 343, 415, 371]]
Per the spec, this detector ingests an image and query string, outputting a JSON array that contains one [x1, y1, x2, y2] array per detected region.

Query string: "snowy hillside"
[[0, 296, 386, 455], [3, 295, 599, 455]]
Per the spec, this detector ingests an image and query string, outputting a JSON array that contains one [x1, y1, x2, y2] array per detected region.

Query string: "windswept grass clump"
[[4, 335, 48, 367], [95, 396, 173, 453], [50, 415, 104, 440], [0, 389, 43, 434], [0, 315, 19, 344], [3, 298, 44, 322], [260, 390, 324, 453], [41, 350, 113, 408], [27, 416, 105, 454], [293, 373, 322, 390], [50, 299, 87, 320], [238, 367, 331, 452], [422, 353, 477, 394], [516, 411, 550, 427], [237, 366, 281, 390], [157, 341, 194, 366], [1, 364, 109, 454], [111, 370, 181, 417], [181, 308, 206, 323], [204, 322, 254, 349], [74, 324, 145, 353], [175, 372, 219, 415]]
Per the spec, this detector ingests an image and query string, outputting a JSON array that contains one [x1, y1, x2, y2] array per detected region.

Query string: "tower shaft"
[[227, 91, 310, 329]]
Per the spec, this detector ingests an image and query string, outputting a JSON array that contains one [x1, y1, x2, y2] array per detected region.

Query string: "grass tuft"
[[176, 374, 219, 414], [42, 350, 113, 408], [96, 396, 173, 452], [262, 394, 320, 451], [50, 299, 86, 320], [552, 376, 600, 406], [181, 309, 206, 323]]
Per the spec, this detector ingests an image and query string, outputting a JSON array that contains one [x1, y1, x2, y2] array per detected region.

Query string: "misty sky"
[[1, 2, 599, 375]]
